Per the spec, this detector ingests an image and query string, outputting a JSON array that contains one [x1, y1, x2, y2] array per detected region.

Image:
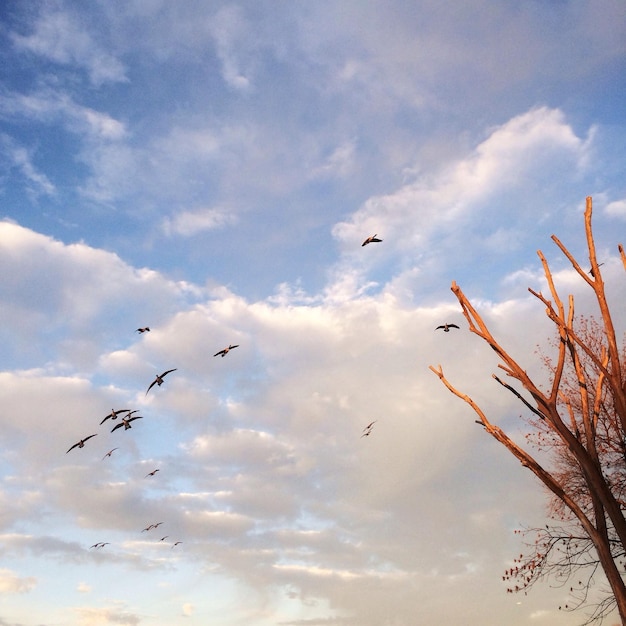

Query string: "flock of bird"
[[65, 234, 460, 554], [66, 327, 245, 552]]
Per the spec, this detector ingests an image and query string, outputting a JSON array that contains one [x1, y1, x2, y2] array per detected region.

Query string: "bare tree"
[[430, 197, 626, 623]]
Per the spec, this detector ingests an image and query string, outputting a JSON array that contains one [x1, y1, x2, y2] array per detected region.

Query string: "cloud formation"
[[0, 2, 625, 625]]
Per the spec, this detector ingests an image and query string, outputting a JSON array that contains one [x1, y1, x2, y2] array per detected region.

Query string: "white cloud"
[[161, 207, 237, 237], [0, 210, 621, 625], [605, 198, 626, 219], [0, 90, 127, 140], [73, 605, 141, 626], [182, 602, 194, 617], [333, 107, 589, 249], [0, 133, 56, 197], [209, 5, 255, 90], [10, 6, 127, 86], [0, 568, 36, 594]]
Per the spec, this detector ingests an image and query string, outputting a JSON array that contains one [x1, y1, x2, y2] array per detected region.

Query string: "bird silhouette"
[[172, 541, 183, 548], [111, 415, 143, 433], [145, 469, 160, 477], [435, 323, 460, 332], [588, 262, 605, 278], [136, 327, 150, 333], [362, 234, 382, 246], [102, 448, 119, 460], [100, 408, 134, 425], [214, 344, 239, 357], [159, 536, 169, 541], [146, 369, 177, 395], [361, 421, 377, 437], [142, 522, 164, 532], [90, 542, 109, 549], [66, 434, 97, 453]]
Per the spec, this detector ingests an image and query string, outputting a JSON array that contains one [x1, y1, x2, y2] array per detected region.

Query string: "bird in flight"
[[361, 421, 377, 437], [214, 344, 239, 357], [100, 408, 134, 425], [102, 448, 119, 460], [142, 522, 164, 532], [145, 469, 160, 477], [362, 234, 382, 246], [588, 262, 605, 278], [111, 416, 143, 433], [172, 541, 183, 548], [159, 536, 169, 541], [66, 434, 97, 453], [136, 327, 150, 333], [146, 369, 177, 395], [435, 323, 460, 332], [90, 542, 109, 549]]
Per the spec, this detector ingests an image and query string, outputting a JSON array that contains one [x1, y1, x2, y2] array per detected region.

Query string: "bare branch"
[[430, 198, 626, 622]]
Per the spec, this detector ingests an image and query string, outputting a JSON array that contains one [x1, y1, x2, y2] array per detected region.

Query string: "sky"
[[0, 1, 625, 625]]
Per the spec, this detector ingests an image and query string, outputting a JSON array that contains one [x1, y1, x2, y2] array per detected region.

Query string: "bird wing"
[[214, 349, 225, 357], [161, 368, 177, 377], [230, 345, 239, 350], [100, 415, 111, 425], [84, 434, 97, 443], [128, 416, 143, 423], [435, 325, 445, 330], [111, 423, 124, 433], [66, 442, 80, 453], [448, 324, 460, 329]]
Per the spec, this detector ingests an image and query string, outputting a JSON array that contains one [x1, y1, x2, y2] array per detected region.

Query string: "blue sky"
[[0, 1, 625, 625]]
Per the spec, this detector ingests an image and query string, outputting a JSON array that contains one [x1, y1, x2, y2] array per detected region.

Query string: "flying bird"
[[435, 323, 460, 332], [100, 408, 133, 425], [361, 421, 377, 438], [588, 262, 605, 278], [159, 536, 169, 541], [172, 541, 183, 548], [362, 234, 382, 246], [136, 327, 150, 333], [111, 416, 143, 433], [145, 469, 160, 477], [142, 522, 164, 532], [90, 542, 109, 549], [146, 369, 177, 395], [102, 448, 119, 460], [66, 434, 97, 453], [214, 344, 239, 357]]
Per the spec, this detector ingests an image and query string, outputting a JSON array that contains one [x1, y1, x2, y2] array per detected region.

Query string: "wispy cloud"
[[0, 89, 127, 140], [0, 569, 36, 594], [0, 134, 56, 198], [605, 198, 626, 219], [9, 6, 127, 86], [161, 207, 237, 237]]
